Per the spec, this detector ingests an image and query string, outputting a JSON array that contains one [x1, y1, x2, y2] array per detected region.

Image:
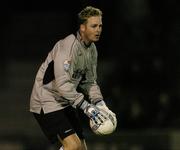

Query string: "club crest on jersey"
[[63, 60, 71, 71]]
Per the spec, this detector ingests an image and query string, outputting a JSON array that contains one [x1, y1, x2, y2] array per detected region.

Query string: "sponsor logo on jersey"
[[72, 69, 85, 79]]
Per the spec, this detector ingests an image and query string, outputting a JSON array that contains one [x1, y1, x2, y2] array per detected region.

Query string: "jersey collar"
[[76, 31, 92, 49]]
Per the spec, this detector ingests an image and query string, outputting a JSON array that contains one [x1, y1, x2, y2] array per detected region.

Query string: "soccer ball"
[[89, 110, 117, 135]]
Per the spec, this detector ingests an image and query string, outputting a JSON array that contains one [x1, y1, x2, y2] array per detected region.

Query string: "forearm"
[[80, 83, 103, 103], [56, 80, 85, 108]]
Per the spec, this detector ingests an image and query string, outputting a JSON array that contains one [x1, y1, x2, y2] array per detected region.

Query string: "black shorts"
[[33, 106, 84, 144]]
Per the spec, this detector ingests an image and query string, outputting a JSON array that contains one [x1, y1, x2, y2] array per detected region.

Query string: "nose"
[[96, 26, 102, 33]]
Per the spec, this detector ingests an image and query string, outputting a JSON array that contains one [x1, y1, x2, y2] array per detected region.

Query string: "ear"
[[80, 24, 85, 32]]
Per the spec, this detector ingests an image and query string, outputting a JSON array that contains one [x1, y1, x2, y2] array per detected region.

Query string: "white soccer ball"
[[89, 110, 117, 135]]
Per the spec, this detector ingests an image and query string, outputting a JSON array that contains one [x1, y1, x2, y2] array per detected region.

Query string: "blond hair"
[[78, 6, 102, 25]]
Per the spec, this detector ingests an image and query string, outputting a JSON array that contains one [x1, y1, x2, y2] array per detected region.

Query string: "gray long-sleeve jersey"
[[30, 32, 103, 114]]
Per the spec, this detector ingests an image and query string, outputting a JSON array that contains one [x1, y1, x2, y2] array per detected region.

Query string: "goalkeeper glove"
[[93, 100, 117, 129], [79, 100, 107, 125]]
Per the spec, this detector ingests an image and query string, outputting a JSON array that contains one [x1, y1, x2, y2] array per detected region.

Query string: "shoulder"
[[54, 34, 76, 52], [55, 34, 76, 45], [63, 34, 76, 44], [53, 34, 78, 58]]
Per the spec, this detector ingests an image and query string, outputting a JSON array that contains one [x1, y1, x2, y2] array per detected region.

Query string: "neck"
[[79, 31, 91, 47]]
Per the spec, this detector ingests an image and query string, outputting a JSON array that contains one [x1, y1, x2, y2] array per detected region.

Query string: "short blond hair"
[[78, 6, 102, 25]]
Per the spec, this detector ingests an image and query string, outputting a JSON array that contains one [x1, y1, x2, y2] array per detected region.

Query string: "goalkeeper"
[[30, 6, 116, 150]]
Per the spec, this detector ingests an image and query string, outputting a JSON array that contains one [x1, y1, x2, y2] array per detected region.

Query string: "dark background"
[[0, 0, 180, 149]]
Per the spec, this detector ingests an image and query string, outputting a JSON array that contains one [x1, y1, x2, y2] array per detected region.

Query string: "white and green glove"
[[93, 100, 117, 129], [79, 100, 107, 125]]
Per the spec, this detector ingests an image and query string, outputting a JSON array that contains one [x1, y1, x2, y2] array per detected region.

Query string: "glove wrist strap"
[[92, 99, 104, 105], [95, 100, 106, 106], [79, 100, 89, 110]]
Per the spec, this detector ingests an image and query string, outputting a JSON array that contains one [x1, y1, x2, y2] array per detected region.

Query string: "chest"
[[70, 48, 92, 80], [74, 48, 92, 70]]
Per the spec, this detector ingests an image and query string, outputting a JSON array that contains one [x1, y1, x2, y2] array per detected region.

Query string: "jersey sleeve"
[[53, 37, 84, 108]]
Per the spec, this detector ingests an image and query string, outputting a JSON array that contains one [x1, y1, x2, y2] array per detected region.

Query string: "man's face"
[[81, 16, 102, 43]]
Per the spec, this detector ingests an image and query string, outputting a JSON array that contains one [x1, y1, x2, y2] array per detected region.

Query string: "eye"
[[91, 24, 97, 28], [99, 24, 103, 28]]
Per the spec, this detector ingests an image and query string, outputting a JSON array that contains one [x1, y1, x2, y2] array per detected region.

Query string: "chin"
[[94, 38, 100, 42]]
